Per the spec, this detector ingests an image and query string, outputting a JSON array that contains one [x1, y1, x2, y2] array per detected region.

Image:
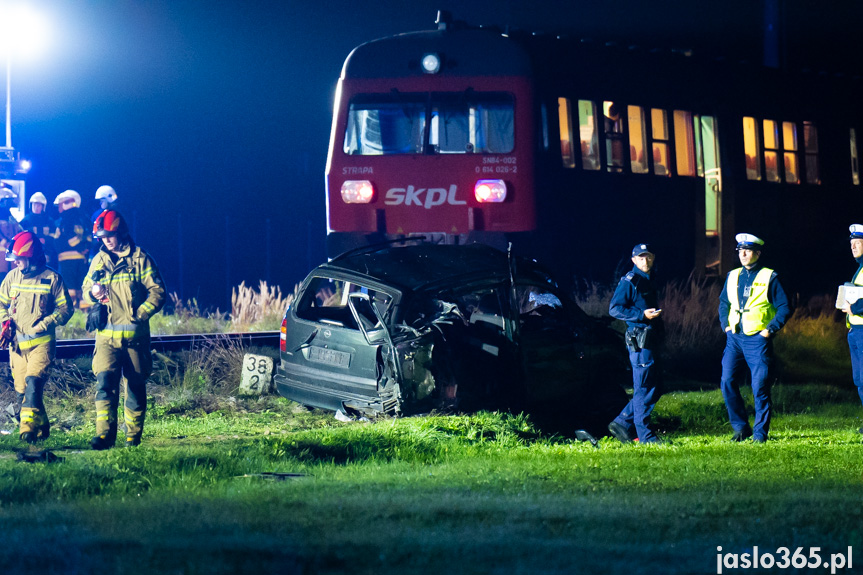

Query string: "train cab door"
[[698, 115, 722, 276]]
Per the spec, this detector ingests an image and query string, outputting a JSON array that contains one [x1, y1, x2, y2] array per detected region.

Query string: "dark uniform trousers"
[[848, 328, 863, 406], [720, 332, 773, 440], [613, 346, 662, 442]]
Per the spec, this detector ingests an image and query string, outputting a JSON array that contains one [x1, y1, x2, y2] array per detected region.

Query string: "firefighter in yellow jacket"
[[83, 210, 165, 449], [0, 231, 73, 443]]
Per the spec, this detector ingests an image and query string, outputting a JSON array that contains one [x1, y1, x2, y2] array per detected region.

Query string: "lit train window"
[[852, 129, 861, 185], [782, 122, 800, 184], [743, 117, 761, 180], [603, 101, 625, 173], [558, 98, 576, 168], [628, 105, 648, 174], [803, 122, 821, 185], [674, 110, 696, 176], [762, 119, 781, 183], [577, 100, 600, 170], [343, 93, 513, 155], [651, 109, 671, 176]]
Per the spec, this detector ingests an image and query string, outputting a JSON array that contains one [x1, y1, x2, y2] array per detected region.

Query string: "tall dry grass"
[[229, 281, 298, 331], [574, 277, 851, 384]]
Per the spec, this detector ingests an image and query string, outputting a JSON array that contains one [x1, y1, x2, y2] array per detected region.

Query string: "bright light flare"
[[0, 4, 50, 60], [341, 180, 375, 204], [474, 179, 507, 203]]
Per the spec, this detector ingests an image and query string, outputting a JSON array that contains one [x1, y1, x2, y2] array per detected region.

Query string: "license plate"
[[308, 346, 351, 368]]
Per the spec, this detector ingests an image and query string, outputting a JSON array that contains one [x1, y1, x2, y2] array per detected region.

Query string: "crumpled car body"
[[274, 243, 626, 421]]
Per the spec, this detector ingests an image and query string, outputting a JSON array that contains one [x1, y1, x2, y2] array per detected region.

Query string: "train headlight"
[[340, 180, 375, 204], [474, 179, 507, 203], [422, 53, 441, 74]]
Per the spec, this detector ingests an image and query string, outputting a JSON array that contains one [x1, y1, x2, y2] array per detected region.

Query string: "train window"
[[343, 93, 513, 155], [743, 116, 762, 180], [577, 100, 600, 170], [852, 129, 861, 185], [558, 98, 576, 168], [431, 96, 514, 154], [344, 98, 426, 155], [651, 108, 671, 176], [782, 122, 799, 184], [603, 101, 625, 173], [762, 119, 781, 183], [673, 110, 696, 177], [803, 122, 821, 185], [628, 105, 648, 174]]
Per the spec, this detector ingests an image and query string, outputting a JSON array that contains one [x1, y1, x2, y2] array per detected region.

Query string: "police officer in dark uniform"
[[840, 224, 863, 432], [719, 233, 792, 443], [607, 243, 664, 444]]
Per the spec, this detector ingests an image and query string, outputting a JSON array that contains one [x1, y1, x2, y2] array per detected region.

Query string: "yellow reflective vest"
[[848, 267, 863, 327], [727, 267, 776, 335], [0, 267, 73, 349]]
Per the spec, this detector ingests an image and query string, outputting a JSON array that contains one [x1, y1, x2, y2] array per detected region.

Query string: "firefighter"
[[0, 184, 23, 284], [841, 224, 863, 432], [20, 192, 59, 267], [718, 233, 792, 443], [0, 231, 73, 443], [607, 243, 664, 444], [84, 209, 165, 449], [54, 190, 92, 308], [91, 185, 119, 223]]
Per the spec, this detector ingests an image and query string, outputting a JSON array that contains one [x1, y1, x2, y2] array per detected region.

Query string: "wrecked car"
[[274, 243, 626, 423]]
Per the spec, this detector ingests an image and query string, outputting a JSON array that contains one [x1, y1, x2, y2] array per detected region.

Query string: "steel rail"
[[0, 331, 281, 361]]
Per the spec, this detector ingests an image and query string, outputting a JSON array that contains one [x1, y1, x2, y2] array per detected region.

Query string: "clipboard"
[[836, 283, 863, 309]]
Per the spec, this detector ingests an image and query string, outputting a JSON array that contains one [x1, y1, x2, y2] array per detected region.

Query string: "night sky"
[[9, 0, 862, 310]]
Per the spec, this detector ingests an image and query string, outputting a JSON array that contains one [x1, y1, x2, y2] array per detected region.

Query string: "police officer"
[[841, 224, 863, 432], [607, 243, 664, 444], [84, 210, 165, 449], [719, 233, 792, 443], [0, 231, 73, 443]]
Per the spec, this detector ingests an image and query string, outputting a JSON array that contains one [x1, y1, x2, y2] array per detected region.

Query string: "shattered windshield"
[[296, 276, 394, 330], [343, 92, 514, 155]]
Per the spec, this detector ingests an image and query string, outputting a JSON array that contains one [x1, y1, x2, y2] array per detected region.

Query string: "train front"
[[325, 23, 536, 256]]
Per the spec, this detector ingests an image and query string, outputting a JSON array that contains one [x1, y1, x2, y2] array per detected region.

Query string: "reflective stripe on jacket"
[[848, 267, 863, 327], [0, 267, 73, 349], [82, 243, 166, 346], [727, 267, 776, 335]]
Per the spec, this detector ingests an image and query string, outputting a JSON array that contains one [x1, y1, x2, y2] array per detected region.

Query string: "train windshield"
[[344, 92, 514, 155]]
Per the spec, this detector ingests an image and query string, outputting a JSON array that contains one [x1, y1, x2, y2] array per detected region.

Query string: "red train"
[[325, 13, 861, 293]]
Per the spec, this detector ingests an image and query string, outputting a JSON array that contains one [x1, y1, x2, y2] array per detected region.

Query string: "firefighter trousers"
[[93, 340, 152, 444], [9, 343, 54, 437]]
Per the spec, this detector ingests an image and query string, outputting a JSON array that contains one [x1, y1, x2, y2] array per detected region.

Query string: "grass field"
[[1, 383, 862, 575]]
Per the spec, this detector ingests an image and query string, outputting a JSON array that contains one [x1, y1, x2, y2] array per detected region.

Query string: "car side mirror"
[[348, 292, 388, 346]]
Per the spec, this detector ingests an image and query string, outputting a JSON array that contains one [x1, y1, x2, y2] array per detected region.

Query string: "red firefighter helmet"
[[5, 231, 45, 264], [93, 209, 129, 239]]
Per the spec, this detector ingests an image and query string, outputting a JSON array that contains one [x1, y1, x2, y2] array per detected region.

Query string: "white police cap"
[[850, 224, 863, 240], [735, 233, 764, 250]]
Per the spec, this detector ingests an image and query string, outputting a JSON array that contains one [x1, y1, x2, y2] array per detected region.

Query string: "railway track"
[[0, 331, 281, 361]]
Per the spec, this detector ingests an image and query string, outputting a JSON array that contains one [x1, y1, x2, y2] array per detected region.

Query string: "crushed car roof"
[[323, 243, 552, 292]]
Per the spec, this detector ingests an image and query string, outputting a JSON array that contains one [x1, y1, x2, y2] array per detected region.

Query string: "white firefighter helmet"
[[0, 183, 16, 199], [29, 192, 47, 205], [54, 189, 81, 207], [95, 185, 117, 203]]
